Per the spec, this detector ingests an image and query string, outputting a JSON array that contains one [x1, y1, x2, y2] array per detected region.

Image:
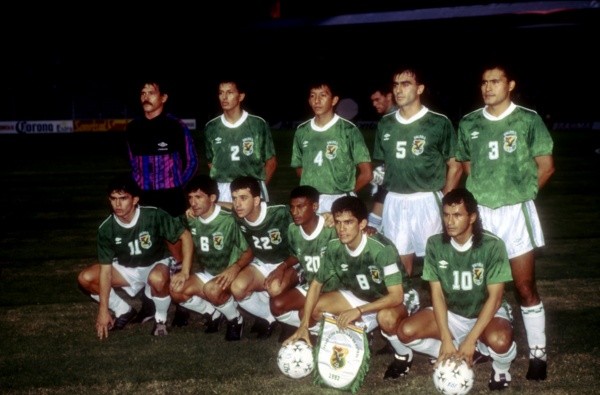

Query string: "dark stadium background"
[[2, 1, 598, 128]]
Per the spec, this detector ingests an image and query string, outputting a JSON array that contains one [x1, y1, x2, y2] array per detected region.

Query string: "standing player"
[[77, 174, 194, 338], [170, 175, 252, 340], [229, 176, 296, 339], [291, 79, 372, 213], [456, 62, 554, 380], [395, 188, 516, 390], [373, 66, 462, 277], [269, 185, 338, 340], [203, 78, 277, 208]]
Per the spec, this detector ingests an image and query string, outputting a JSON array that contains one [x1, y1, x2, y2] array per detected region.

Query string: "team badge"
[[269, 229, 282, 245], [326, 141, 339, 159], [330, 345, 349, 369], [212, 232, 224, 250], [472, 262, 484, 286], [368, 265, 382, 284], [139, 231, 152, 249], [242, 138, 254, 156], [411, 135, 426, 156], [503, 131, 517, 153]]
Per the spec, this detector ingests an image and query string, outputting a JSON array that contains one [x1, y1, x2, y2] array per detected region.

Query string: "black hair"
[[331, 196, 368, 223], [290, 185, 320, 203], [230, 176, 261, 198], [106, 174, 141, 197], [185, 175, 219, 200], [441, 188, 483, 247]]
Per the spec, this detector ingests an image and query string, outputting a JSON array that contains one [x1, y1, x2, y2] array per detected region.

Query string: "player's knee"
[[485, 330, 514, 354], [270, 297, 286, 317], [397, 320, 418, 343], [376, 309, 398, 333], [77, 268, 95, 290]]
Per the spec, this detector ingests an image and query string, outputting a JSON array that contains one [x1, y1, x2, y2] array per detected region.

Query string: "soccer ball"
[[432, 359, 475, 395], [277, 340, 314, 379]]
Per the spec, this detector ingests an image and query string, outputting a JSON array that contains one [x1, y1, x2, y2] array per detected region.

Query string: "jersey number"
[[199, 236, 210, 252], [252, 236, 273, 250], [127, 240, 142, 256], [452, 270, 473, 290], [488, 141, 499, 160], [313, 150, 323, 166], [305, 256, 320, 273], [356, 274, 370, 290], [395, 141, 407, 159], [231, 146, 240, 161]]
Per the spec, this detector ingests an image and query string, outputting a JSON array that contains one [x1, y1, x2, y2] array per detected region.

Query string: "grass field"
[[1, 129, 599, 394]]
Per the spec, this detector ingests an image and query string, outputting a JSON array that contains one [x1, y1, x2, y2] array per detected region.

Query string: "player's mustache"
[[142, 101, 152, 106]]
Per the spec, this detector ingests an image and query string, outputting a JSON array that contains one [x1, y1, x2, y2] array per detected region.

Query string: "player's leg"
[[147, 263, 171, 336], [266, 266, 299, 298], [271, 286, 306, 342], [481, 316, 516, 390]]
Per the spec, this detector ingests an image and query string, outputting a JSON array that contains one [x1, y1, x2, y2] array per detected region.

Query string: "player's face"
[[109, 191, 139, 223], [370, 91, 392, 115], [442, 202, 476, 244], [219, 82, 245, 112], [232, 188, 259, 220], [334, 211, 366, 250], [290, 197, 317, 226], [140, 83, 166, 117], [309, 85, 338, 117], [188, 189, 215, 219], [481, 68, 515, 108], [392, 72, 424, 109]]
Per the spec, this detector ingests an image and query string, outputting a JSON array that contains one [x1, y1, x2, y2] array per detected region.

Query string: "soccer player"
[[284, 196, 418, 380], [229, 176, 296, 339], [373, 66, 462, 277], [394, 188, 516, 390], [77, 174, 194, 338], [455, 62, 555, 381], [368, 82, 398, 232], [269, 185, 338, 341], [170, 175, 252, 340], [203, 77, 277, 208], [291, 79, 372, 213]]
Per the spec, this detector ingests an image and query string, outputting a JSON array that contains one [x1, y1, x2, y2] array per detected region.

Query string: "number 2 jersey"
[[422, 231, 513, 318], [97, 206, 186, 268]]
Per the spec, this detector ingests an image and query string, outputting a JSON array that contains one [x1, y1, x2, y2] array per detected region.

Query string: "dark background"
[[2, 1, 598, 127]]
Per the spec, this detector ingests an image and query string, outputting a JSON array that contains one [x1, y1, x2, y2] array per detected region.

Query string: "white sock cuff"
[[521, 302, 544, 316]]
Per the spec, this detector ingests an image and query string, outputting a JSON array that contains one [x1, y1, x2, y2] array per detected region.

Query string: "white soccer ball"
[[432, 359, 475, 395], [277, 340, 314, 379]]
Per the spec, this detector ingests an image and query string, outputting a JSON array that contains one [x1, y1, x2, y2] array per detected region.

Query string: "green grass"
[[0, 130, 599, 394]]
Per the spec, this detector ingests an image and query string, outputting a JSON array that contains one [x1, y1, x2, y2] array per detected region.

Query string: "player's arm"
[[96, 264, 114, 340], [430, 280, 455, 365], [284, 279, 323, 347], [264, 156, 277, 185], [535, 154, 555, 189], [337, 283, 404, 329], [295, 167, 302, 178], [354, 161, 373, 192], [170, 229, 194, 292], [215, 247, 253, 290], [461, 160, 471, 176], [442, 157, 463, 195]]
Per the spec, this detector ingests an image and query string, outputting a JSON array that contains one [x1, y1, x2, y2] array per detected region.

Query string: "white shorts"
[[113, 257, 176, 296], [218, 180, 270, 203], [382, 191, 443, 257], [478, 201, 545, 259], [195, 271, 215, 284], [318, 192, 356, 214], [338, 289, 379, 333], [250, 258, 282, 278]]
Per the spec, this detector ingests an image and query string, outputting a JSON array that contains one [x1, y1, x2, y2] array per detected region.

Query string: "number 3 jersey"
[[97, 206, 186, 268], [422, 231, 513, 319]]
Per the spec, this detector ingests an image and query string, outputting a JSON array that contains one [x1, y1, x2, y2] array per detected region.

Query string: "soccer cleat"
[[204, 313, 224, 334], [526, 347, 548, 381], [131, 293, 155, 324], [225, 317, 244, 341], [384, 354, 412, 380], [473, 349, 491, 365], [109, 308, 137, 331], [488, 370, 511, 391], [152, 320, 168, 336], [171, 304, 190, 327], [256, 320, 278, 340]]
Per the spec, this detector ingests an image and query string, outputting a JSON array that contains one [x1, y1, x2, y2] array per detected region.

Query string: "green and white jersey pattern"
[[422, 231, 513, 319], [97, 206, 185, 268], [288, 215, 338, 284], [186, 205, 249, 275], [456, 103, 554, 208], [204, 111, 276, 182], [316, 232, 405, 302], [291, 115, 371, 194], [373, 107, 456, 193], [237, 202, 292, 264]]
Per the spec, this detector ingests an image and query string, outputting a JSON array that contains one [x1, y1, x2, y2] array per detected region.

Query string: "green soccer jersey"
[[186, 205, 249, 275], [456, 103, 554, 208], [204, 111, 276, 182], [288, 215, 338, 284], [373, 107, 457, 193], [236, 202, 292, 264], [97, 206, 185, 268], [422, 231, 513, 319], [291, 115, 371, 194], [316, 232, 405, 302]]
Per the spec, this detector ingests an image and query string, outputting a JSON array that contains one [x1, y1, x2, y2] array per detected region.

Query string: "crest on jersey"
[[411, 135, 426, 156], [139, 231, 152, 249], [242, 138, 254, 156], [326, 141, 339, 160], [503, 131, 517, 153], [269, 228, 282, 245], [330, 345, 349, 369], [369, 265, 382, 284], [212, 232, 224, 250], [472, 262, 484, 286]]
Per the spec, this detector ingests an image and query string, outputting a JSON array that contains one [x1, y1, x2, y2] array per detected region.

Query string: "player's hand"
[[283, 326, 312, 347], [457, 341, 477, 366], [215, 265, 240, 290], [336, 307, 361, 329], [434, 340, 459, 368], [185, 208, 195, 219], [364, 226, 378, 236], [322, 212, 334, 227], [170, 272, 188, 292], [96, 310, 114, 340], [264, 265, 285, 291]]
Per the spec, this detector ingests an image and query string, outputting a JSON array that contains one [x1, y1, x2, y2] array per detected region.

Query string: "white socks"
[[521, 302, 546, 357], [276, 311, 301, 327]]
